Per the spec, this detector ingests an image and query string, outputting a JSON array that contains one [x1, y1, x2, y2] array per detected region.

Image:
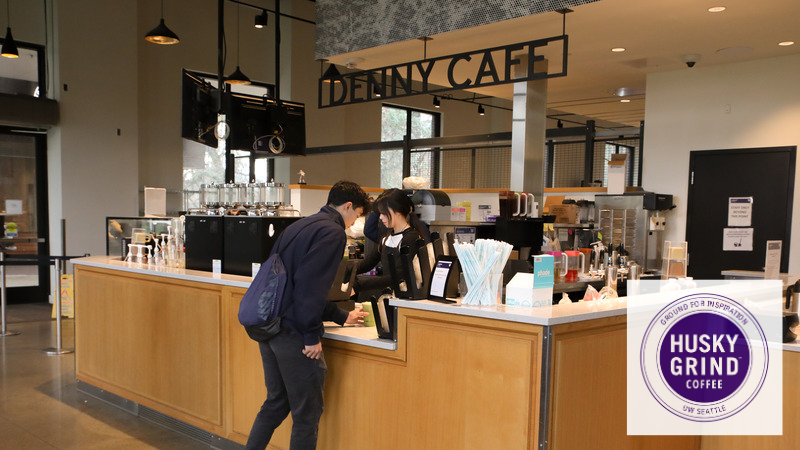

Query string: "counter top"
[[73, 257, 627, 327], [73, 257, 395, 349], [323, 323, 397, 350], [783, 341, 800, 353], [721, 270, 800, 284], [390, 298, 629, 326], [72, 256, 253, 288]]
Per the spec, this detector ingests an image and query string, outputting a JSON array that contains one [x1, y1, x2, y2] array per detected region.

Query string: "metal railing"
[[0, 252, 87, 355]]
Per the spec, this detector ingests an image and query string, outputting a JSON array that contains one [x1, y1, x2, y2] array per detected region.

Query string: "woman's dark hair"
[[373, 189, 428, 244], [327, 180, 371, 214]]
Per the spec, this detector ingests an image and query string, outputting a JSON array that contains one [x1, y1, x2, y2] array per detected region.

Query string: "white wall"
[[49, 0, 139, 257], [40, 0, 519, 256], [643, 53, 800, 273]]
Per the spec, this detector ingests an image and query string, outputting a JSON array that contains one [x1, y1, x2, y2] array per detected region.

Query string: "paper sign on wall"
[[723, 228, 753, 251], [728, 197, 753, 226], [5, 200, 22, 215]]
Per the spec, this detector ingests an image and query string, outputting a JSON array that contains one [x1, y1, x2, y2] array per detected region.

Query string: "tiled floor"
[[0, 303, 209, 449]]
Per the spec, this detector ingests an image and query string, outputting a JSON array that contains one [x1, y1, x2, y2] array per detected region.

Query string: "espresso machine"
[[594, 192, 673, 274]]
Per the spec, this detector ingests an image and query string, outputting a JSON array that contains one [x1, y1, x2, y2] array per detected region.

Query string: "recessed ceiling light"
[[779, 41, 795, 47], [611, 47, 626, 53], [708, 6, 726, 13], [620, 99, 631, 103]]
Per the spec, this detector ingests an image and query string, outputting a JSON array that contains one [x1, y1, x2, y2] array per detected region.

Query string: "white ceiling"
[[324, 0, 800, 129]]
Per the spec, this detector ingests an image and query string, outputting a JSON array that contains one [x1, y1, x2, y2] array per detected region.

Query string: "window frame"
[[380, 103, 441, 188]]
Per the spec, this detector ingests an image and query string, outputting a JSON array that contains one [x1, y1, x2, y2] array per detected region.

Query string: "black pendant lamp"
[[1, 27, 18, 58], [254, 10, 268, 29], [226, 4, 251, 85], [145, 0, 180, 45], [321, 64, 342, 83], [2, 0, 19, 58]]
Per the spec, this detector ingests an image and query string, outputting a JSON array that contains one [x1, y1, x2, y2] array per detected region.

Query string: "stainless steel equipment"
[[221, 183, 238, 208], [263, 181, 285, 206], [594, 192, 673, 274], [411, 189, 451, 223], [200, 183, 220, 208]]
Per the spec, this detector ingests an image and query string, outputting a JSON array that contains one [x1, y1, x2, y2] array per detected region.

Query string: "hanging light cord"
[[236, 3, 240, 66]]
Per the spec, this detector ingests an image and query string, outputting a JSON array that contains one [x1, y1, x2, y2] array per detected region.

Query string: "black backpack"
[[237, 218, 319, 342]]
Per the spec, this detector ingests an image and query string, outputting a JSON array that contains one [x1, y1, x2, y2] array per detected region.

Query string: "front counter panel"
[[72, 257, 793, 449]]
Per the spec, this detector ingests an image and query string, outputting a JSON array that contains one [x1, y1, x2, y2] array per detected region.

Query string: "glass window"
[[0, 45, 45, 97], [380, 105, 439, 189]]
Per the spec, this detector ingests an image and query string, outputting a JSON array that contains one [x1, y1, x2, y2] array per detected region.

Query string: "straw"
[[454, 239, 513, 305]]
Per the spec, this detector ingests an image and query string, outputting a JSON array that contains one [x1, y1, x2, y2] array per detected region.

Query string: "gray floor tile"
[[0, 303, 214, 450]]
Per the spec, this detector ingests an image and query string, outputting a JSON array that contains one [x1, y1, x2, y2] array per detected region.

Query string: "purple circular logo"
[[658, 312, 750, 403], [640, 293, 769, 422]]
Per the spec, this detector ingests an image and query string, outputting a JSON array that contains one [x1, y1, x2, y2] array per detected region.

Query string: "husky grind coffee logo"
[[640, 293, 769, 422]]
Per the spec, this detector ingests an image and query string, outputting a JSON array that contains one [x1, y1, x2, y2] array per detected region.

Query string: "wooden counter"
[[72, 257, 788, 449]]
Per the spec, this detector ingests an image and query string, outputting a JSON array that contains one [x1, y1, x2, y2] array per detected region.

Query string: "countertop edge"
[[322, 326, 397, 350], [72, 256, 252, 288], [389, 298, 628, 325]]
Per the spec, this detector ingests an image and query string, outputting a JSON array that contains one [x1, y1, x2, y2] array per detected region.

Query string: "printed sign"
[[628, 280, 782, 435], [454, 227, 476, 244], [5, 199, 22, 215], [51, 274, 75, 319], [764, 241, 782, 280], [727, 197, 753, 227], [722, 228, 753, 251]]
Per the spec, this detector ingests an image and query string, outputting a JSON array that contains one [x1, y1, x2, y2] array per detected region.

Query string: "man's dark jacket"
[[274, 205, 349, 346]]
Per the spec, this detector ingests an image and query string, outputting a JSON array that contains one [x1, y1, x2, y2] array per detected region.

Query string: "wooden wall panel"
[[317, 309, 543, 450], [549, 317, 700, 450], [222, 287, 293, 447], [75, 267, 222, 428], [700, 351, 800, 450]]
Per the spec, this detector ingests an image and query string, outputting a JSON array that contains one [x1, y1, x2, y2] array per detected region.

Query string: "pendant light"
[[321, 63, 342, 83], [226, 3, 251, 85], [478, 104, 485, 116], [433, 96, 441, 108], [145, 0, 180, 45], [254, 10, 268, 29], [2, 0, 19, 58]]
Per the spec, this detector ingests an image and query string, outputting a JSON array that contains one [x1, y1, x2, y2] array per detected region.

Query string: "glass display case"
[[106, 216, 178, 259]]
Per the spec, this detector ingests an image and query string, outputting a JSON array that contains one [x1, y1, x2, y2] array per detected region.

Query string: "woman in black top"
[[354, 189, 429, 298]]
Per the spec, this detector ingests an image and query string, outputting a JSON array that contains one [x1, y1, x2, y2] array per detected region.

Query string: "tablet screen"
[[429, 260, 453, 299]]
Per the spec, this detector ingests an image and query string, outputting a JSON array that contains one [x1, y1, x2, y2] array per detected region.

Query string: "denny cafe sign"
[[317, 35, 567, 108]]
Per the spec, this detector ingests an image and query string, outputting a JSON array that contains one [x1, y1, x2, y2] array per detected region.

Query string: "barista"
[[353, 189, 429, 299]]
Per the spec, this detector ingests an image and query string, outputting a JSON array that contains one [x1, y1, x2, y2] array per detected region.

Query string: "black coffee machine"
[[184, 215, 225, 272], [223, 216, 300, 276]]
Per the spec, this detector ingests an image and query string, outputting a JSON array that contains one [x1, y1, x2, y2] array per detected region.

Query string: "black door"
[[0, 128, 50, 303], [686, 147, 795, 279]]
